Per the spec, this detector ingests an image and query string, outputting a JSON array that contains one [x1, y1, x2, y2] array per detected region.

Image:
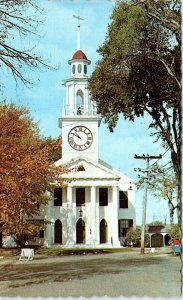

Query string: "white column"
[[45, 217, 54, 246], [66, 85, 69, 115], [84, 85, 88, 114], [67, 186, 74, 245], [44, 195, 53, 246], [111, 186, 120, 246], [162, 233, 166, 247], [62, 97, 65, 117], [90, 186, 96, 246], [95, 188, 99, 244], [74, 84, 77, 115]]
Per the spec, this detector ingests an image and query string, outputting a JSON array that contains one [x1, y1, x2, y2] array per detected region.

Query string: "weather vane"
[[73, 14, 84, 27], [73, 14, 84, 50]]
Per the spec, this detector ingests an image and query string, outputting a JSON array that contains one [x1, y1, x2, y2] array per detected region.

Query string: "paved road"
[[0, 251, 181, 297]]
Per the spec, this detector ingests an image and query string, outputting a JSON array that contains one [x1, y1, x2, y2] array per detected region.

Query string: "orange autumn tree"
[[0, 102, 65, 236]]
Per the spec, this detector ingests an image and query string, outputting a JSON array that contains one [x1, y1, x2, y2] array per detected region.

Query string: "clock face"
[[68, 126, 93, 151]]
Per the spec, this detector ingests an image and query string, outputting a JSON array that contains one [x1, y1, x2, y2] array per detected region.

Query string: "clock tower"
[[59, 22, 101, 163]]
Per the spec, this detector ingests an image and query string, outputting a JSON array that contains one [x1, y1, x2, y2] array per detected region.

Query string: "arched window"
[[54, 219, 62, 244], [78, 64, 82, 73], [84, 64, 87, 74], [76, 89, 84, 114], [100, 219, 108, 243], [72, 64, 76, 74], [76, 218, 85, 244]]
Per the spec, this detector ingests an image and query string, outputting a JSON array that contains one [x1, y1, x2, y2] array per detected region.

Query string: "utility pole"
[[134, 154, 162, 254]]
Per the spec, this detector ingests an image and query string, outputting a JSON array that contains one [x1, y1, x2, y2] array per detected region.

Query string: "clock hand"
[[73, 132, 81, 139]]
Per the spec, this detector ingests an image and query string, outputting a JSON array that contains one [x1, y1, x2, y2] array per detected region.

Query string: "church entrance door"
[[76, 218, 85, 243], [54, 219, 62, 243], [100, 219, 108, 243]]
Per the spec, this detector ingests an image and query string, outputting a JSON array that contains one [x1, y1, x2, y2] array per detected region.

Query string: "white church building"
[[41, 23, 136, 248]]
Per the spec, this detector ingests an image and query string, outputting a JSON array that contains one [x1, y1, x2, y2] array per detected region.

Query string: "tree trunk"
[[176, 203, 181, 227], [171, 151, 181, 227], [169, 207, 174, 225]]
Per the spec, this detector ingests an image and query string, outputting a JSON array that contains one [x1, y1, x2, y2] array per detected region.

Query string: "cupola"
[[68, 50, 91, 78]]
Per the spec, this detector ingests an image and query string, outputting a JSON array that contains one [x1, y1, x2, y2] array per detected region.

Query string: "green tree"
[[125, 227, 149, 247], [89, 0, 181, 224], [148, 221, 163, 225], [168, 224, 181, 245], [137, 163, 179, 225]]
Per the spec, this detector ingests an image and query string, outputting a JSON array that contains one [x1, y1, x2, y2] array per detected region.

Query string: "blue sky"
[[2, 0, 174, 225]]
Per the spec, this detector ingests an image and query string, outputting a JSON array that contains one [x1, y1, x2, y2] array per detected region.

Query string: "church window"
[[78, 164, 85, 171], [76, 188, 85, 207], [119, 219, 133, 237], [100, 219, 108, 243], [54, 187, 62, 206], [78, 64, 82, 73], [99, 188, 108, 206], [54, 219, 62, 243], [84, 64, 87, 74], [72, 64, 75, 74], [76, 89, 84, 114], [119, 191, 128, 208], [76, 218, 85, 243]]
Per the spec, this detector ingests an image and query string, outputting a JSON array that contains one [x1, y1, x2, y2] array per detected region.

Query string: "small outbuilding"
[[148, 225, 171, 247]]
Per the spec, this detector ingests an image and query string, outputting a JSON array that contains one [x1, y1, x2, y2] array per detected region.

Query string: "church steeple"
[[61, 16, 97, 118], [59, 16, 101, 163]]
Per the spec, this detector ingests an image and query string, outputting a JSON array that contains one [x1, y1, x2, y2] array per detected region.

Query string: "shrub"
[[168, 224, 181, 245], [125, 228, 150, 247]]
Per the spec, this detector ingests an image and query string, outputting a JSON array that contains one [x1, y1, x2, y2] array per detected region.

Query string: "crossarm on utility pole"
[[134, 154, 162, 254]]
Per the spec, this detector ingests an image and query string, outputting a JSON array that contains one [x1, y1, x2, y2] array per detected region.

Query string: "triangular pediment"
[[54, 156, 133, 182]]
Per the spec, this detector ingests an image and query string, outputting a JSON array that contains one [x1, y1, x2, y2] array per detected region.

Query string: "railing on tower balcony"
[[62, 103, 98, 116]]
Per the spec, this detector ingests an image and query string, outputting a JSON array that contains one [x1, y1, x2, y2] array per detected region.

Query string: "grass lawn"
[[0, 246, 134, 257], [0, 246, 173, 257], [37, 247, 134, 256]]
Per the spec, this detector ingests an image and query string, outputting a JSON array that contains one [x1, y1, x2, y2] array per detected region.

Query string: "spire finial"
[[73, 14, 84, 50]]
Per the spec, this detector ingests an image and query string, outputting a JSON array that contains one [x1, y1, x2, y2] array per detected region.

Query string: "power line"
[[149, 148, 170, 168], [134, 154, 162, 255]]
